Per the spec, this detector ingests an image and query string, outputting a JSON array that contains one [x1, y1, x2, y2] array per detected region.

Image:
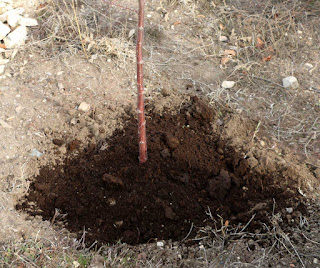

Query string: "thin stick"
[[137, 0, 147, 163], [71, 0, 88, 59]]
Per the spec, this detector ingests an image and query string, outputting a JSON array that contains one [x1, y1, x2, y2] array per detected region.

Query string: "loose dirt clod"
[[17, 97, 306, 246]]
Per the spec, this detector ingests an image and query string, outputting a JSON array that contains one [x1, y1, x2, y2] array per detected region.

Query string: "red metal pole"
[[137, 0, 147, 163]]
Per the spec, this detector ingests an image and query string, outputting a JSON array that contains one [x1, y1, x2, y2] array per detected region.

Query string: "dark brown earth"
[[17, 97, 306, 246]]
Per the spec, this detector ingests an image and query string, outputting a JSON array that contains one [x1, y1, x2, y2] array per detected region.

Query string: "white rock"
[[19, 17, 38, 27], [15, 105, 23, 113], [0, 119, 13, 128], [0, 14, 6, 23], [219, 35, 228, 42], [78, 102, 90, 112], [7, 11, 22, 28], [0, 65, 5, 74], [286, 207, 293, 214], [128, 28, 135, 38], [156, 241, 164, 247], [0, 21, 10, 40], [282, 76, 299, 89], [222, 80, 235, 88], [304, 63, 313, 70], [314, 258, 319, 264], [4, 25, 27, 48], [12, 7, 25, 15], [0, 59, 9, 64]]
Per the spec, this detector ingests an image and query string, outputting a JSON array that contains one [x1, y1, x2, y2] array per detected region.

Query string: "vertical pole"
[[137, 0, 147, 163]]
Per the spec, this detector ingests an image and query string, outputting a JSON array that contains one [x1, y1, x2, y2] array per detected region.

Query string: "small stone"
[[128, 28, 135, 38], [0, 59, 9, 65], [57, 82, 64, 90], [0, 21, 10, 40], [219, 35, 228, 42], [7, 11, 22, 27], [286, 207, 293, 214], [161, 87, 171, 97], [4, 25, 27, 48], [30, 149, 43, 158], [78, 102, 90, 112], [70, 118, 77, 125], [15, 105, 23, 113], [216, 119, 224, 126], [0, 86, 9, 91], [260, 140, 265, 147], [52, 139, 64, 146], [304, 63, 313, 70], [19, 17, 38, 27], [221, 80, 235, 89], [156, 241, 164, 247], [160, 148, 170, 158], [102, 174, 124, 187], [313, 258, 319, 264], [0, 119, 12, 128], [283, 76, 299, 89], [0, 65, 5, 74], [58, 146, 67, 154], [73, 261, 80, 268], [114, 220, 123, 227]]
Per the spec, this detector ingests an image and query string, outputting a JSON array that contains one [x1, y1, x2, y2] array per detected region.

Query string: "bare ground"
[[0, 0, 319, 267]]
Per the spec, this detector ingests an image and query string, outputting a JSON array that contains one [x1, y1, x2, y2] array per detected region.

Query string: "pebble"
[[4, 25, 28, 48], [52, 139, 64, 146], [0, 119, 13, 128], [286, 207, 293, 214], [57, 82, 64, 91], [0, 59, 9, 65], [70, 118, 77, 125], [314, 258, 319, 264], [0, 86, 9, 91], [304, 63, 313, 70], [161, 87, 171, 97], [102, 174, 124, 187], [283, 76, 299, 89], [78, 102, 90, 112], [156, 241, 164, 247], [58, 146, 67, 154], [7, 10, 22, 27], [0, 21, 10, 39], [0, 65, 5, 74], [221, 80, 235, 89], [19, 17, 38, 27], [30, 149, 43, 158], [219, 35, 228, 42]]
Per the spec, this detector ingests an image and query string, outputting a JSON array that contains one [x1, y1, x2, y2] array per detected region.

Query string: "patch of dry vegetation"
[[202, 0, 320, 161], [31, 0, 136, 61]]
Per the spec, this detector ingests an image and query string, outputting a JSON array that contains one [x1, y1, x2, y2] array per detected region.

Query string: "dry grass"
[[199, 0, 320, 161], [30, 0, 136, 61]]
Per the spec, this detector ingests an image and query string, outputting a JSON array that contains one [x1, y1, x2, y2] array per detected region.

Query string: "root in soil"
[[17, 97, 305, 246]]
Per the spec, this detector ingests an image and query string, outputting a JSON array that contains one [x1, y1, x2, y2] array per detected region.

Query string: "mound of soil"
[[17, 97, 304, 246]]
